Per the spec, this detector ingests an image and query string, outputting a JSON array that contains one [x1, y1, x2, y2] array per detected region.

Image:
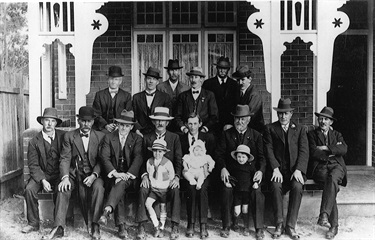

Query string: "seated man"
[[308, 107, 348, 239]]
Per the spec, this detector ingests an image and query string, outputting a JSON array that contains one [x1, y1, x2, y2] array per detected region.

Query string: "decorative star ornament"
[[332, 18, 343, 28], [91, 20, 102, 30], [254, 19, 264, 29]]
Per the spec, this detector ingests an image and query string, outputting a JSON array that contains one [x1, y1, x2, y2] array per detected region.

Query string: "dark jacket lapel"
[[275, 122, 285, 144], [111, 131, 120, 168], [73, 130, 86, 160], [35, 132, 47, 169]]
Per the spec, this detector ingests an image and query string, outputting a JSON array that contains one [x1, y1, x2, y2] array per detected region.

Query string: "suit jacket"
[[215, 127, 266, 174], [100, 130, 143, 178], [141, 131, 183, 178], [175, 88, 218, 132], [238, 85, 265, 133], [132, 90, 172, 134], [202, 76, 238, 128], [27, 129, 66, 183], [92, 88, 132, 131], [307, 128, 348, 186], [157, 80, 190, 115], [263, 121, 309, 179], [59, 129, 105, 179], [180, 132, 216, 157]]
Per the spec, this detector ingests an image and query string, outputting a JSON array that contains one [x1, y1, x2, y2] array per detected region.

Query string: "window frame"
[[133, 2, 166, 29], [204, 2, 238, 27], [168, 1, 202, 28]]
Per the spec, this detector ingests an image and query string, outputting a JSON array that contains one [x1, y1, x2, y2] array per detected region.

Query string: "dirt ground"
[[0, 196, 374, 240]]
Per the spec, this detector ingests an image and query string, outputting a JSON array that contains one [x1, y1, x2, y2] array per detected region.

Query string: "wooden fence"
[[0, 70, 29, 199]]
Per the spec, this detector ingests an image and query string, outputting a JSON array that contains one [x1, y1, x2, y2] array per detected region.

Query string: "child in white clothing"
[[145, 139, 175, 237], [182, 139, 215, 190]]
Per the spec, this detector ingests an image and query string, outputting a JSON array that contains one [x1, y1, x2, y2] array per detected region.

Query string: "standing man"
[[22, 108, 65, 234], [216, 105, 266, 240], [136, 107, 182, 240], [232, 65, 265, 133], [263, 98, 309, 240], [42, 106, 105, 240], [179, 113, 215, 239], [308, 107, 347, 239], [93, 66, 132, 133], [99, 110, 143, 239], [202, 56, 238, 136], [133, 67, 171, 136], [157, 59, 190, 132], [175, 67, 218, 134]]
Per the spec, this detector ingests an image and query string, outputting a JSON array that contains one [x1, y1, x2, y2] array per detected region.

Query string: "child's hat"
[[189, 139, 206, 154], [231, 145, 254, 162], [148, 139, 170, 152]]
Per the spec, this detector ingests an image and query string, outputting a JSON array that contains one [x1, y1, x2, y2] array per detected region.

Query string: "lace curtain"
[[207, 42, 233, 78], [137, 43, 163, 91], [173, 43, 199, 86]]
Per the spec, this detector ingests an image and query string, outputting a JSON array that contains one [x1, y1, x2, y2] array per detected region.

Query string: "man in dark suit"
[[263, 98, 309, 240], [179, 113, 215, 239], [93, 66, 132, 133], [98, 110, 143, 239], [136, 107, 182, 240], [216, 105, 266, 240], [22, 108, 65, 234], [232, 65, 265, 133], [175, 67, 218, 134], [133, 67, 172, 136], [157, 59, 190, 132], [42, 106, 105, 240], [202, 56, 238, 136], [308, 107, 347, 239]]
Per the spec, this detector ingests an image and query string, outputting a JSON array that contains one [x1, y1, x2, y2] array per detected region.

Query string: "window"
[[134, 2, 165, 28], [169, 1, 201, 28], [205, 2, 237, 26]]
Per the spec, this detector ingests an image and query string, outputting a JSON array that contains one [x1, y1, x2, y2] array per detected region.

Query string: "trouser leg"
[[198, 179, 209, 224], [270, 181, 283, 225], [91, 177, 105, 223], [221, 185, 233, 228], [286, 179, 303, 229], [24, 179, 42, 227], [136, 187, 151, 223], [251, 187, 265, 229], [186, 184, 197, 224], [168, 187, 181, 224]]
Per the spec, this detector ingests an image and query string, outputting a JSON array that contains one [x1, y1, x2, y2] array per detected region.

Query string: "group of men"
[[23, 57, 347, 240]]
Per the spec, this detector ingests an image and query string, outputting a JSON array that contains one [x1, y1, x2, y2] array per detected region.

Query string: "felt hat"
[[143, 67, 162, 79], [232, 65, 253, 79], [114, 110, 137, 124], [273, 98, 295, 112], [107, 66, 124, 77], [231, 145, 254, 162], [315, 106, 336, 121], [164, 59, 183, 70], [214, 56, 231, 69], [186, 67, 206, 78], [76, 106, 96, 121], [148, 139, 170, 152], [149, 107, 174, 121], [231, 105, 254, 117], [37, 107, 62, 125]]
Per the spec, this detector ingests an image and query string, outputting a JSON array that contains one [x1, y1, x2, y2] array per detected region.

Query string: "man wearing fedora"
[[307, 107, 347, 239], [98, 110, 143, 239], [43, 106, 105, 240], [157, 59, 190, 132], [93, 66, 132, 133], [202, 56, 238, 136], [215, 104, 266, 240], [135, 107, 182, 240], [133, 67, 172, 136], [263, 98, 309, 240], [22, 108, 65, 234], [232, 65, 265, 133], [175, 67, 218, 134]]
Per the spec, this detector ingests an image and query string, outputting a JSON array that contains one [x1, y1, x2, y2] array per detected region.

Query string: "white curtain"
[[207, 42, 233, 78], [173, 42, 199, 86], [138, 43, 163, 90]]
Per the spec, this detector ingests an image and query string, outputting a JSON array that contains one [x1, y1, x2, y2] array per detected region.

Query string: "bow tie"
[[192, 90, 199, 94], [145, 91, 155, 96], [80, 133, 89, 138], [109, 90, 118, 94]]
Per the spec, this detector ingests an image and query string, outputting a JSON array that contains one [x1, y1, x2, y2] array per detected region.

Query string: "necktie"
[[80, 133, 89, 138], [145, 91, 155, 96], [324, 132, 329, 145], [191, 136, 195, 146], [240, 91, 244, 98], [239, 133, 244, 144], [192, 90, 199, 94], [157, 132, 165, 139], [120, 135, 126, 149]]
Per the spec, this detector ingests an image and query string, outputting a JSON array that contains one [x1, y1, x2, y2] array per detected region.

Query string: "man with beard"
[[308, 107, 347, 239], [202, 56, 238, 136], [157, 59, 190, 132], [216, 105, 266, 240], [175, 67, 218, 134], [232, 65, 265, 133], [93, 66, 132, 133], [136, 107, 182, 240]]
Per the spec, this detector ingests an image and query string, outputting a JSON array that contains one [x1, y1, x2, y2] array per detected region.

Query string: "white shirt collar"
[[169, 80, 178, 91], [42, 130, 55, 143], [217, 76, 227, 84]]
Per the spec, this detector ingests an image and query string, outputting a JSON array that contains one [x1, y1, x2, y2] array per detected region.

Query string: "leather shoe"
[[22, 225, 39, 233], [91, 223, 101, 240], [256, 228, 265, 240], [185, 223, 194, 238], [98, 210, 110, 225], [326, 226, 338, 239], [318, 213, 330, 228], [118, 223, 128, 239], [220, 227, 230, 238], [272, 223, 283, 239], [200, 224, 208, 239], [41, 226, 64, 240], [136, 223, 146, 240], [285, 226, 300, 240], [170, 223, 180, 240]]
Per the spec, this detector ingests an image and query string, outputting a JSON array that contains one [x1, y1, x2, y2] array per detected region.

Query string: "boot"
[[186, 222, 194, 238], [231, 215, 240, 232], [200, 223, 208, 239], [243, 213, 250, 236]]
